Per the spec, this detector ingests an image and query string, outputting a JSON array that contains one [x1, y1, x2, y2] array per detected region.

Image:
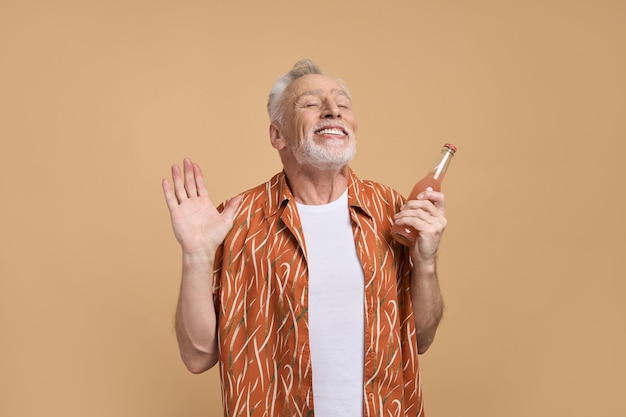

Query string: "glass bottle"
[[391, 143, 457, 246]]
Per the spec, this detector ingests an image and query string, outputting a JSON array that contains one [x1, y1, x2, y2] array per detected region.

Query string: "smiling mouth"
[[315, 127, 347, 137]]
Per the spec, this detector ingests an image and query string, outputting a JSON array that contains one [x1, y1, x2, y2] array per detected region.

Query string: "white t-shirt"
[[297, 190, 365, 416]]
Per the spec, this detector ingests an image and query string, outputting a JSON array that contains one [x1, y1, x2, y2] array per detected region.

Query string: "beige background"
[[1, 0, 625, 416]]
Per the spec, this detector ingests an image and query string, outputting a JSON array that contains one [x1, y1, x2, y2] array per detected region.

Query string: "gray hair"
[[267, 59, 350, 125]]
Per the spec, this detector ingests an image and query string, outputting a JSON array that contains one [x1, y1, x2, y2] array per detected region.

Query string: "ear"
[[269, 123, 286, 150]]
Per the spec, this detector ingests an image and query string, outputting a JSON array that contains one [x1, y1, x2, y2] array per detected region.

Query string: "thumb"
[[222, 194, 243, 221]]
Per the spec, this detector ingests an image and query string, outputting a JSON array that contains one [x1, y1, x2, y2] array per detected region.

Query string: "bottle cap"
[[444, 143, 457, 153]]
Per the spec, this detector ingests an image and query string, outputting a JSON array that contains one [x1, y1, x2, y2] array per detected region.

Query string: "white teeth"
[[317, 128, 344, 135]]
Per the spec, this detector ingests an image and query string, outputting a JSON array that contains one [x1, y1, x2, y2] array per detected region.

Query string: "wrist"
[[411, 254, 437, 277], [182, 249, 215, 269]]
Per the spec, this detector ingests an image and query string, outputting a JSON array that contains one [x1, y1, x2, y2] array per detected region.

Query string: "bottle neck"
[[432, 148, 455, 180]]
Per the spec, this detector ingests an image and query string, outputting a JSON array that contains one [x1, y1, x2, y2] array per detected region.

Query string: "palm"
[[163, 159, 240, 255]]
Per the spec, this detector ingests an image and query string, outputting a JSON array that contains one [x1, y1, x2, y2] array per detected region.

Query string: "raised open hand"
[[162, 158, 242, 257]]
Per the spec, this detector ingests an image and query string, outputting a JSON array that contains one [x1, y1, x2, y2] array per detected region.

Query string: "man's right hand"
[[162, 158, 242, 257]]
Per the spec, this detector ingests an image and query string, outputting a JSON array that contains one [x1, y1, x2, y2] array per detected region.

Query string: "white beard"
[[292, 132, 357, 170]]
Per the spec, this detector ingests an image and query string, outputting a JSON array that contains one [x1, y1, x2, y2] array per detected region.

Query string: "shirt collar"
[[265, 168, 373, 219]]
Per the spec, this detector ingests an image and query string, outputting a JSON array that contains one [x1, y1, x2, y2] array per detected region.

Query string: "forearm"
[[175, 251, 219, 373], [410, 258, 444, 354]]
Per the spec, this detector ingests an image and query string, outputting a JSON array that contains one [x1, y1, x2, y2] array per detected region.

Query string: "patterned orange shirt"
[[214, 169, 424, 417]]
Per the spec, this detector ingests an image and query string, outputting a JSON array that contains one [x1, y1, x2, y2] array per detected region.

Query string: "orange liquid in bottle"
[[391, 143, 456, 246]]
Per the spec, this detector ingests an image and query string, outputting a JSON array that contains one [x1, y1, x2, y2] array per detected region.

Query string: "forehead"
[[287, 74, 348, 99]]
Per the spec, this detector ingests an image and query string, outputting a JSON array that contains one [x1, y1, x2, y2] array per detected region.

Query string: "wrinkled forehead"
[[286, 74, 350, 101]]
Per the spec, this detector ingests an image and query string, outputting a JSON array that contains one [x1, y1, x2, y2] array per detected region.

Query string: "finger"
[[397, 213, 446, 237], [162, 178, 179, 211], [418, 188, 445, 211], [183, 158, 198, 197], [396, 208, 435, 225], [193, 163, 209, 198], [398, 199, 437, 215], [415, 206, 448, 231], [171, 164, 187, 203], [416, 211, 446, 229], [395, 203, 447, 231]]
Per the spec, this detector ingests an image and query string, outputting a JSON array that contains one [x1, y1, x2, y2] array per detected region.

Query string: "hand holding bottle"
[[391, 144, 457, 247], [393, 188, 447, 262]]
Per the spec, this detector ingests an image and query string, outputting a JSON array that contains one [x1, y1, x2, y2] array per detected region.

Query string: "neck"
[[284, 165, 350, 205]]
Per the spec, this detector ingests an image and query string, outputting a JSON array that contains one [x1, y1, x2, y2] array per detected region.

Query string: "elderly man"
[[162, 60, 446, 417]]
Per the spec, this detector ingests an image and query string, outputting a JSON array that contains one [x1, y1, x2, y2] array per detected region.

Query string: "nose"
[[322, 100, 341, 119]]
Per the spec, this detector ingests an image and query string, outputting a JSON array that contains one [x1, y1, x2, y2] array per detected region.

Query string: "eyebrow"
[[296, 88, 351, 101]]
